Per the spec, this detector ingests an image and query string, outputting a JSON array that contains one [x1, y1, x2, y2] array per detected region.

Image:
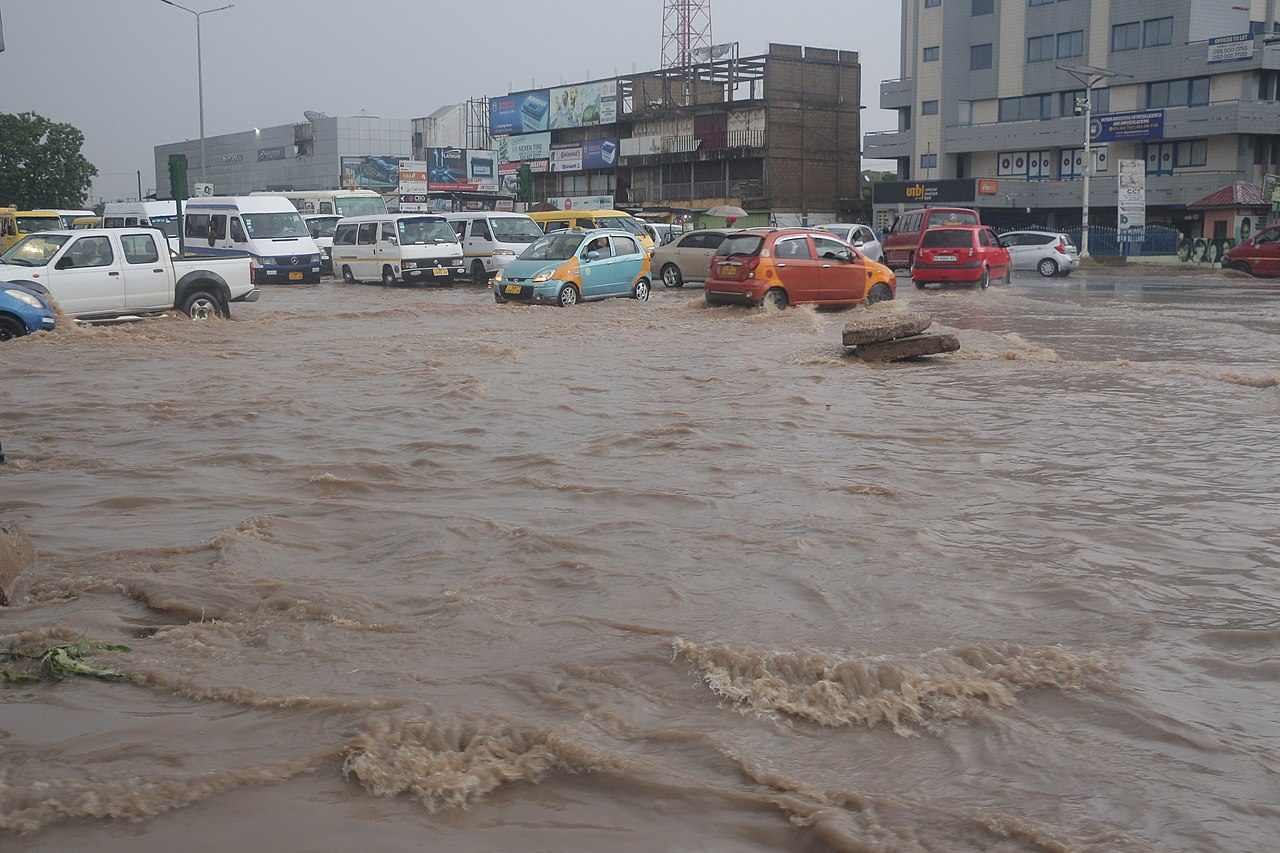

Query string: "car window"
[[544, 220, 570, 232], [450, 220, 467, 238], [921, 229, 974, 249], [978, 230, 993, 248], [319, 202, 335, 215], [333, 224, 357, 246], [471, 219, 492, 241], [1253, 228, 1279, 245], [678, 233, 702, 249], [1002, 234, 1024, 247], [64, 236, 115, 268], [357, 223, 378, 245], [380, 222, 397, 243], [121, 234, 160, 264], [812, 236, 850, 259], [775, 237, 814, 260], [185, 214, 209, 239], [1036, 234, 1057, 245], [611, 235, 640, 256], [716, 235, 762, 257], [230, 217, 248, 243], [124, 217, 139, 227], [930, 210, 980, 227], [583, 236, 613, 259]]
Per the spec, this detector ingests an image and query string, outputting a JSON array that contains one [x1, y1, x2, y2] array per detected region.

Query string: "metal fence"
[[997, 224, 1182, 256]]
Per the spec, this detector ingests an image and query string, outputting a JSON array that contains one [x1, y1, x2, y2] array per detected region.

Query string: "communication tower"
[[660, 0, 713, 71]]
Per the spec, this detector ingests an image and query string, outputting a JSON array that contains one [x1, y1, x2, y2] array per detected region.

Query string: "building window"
[[999, 93, 1052, 122], [1057, 30, 1084, 58], [1060, 87, 1110, 116], [925, 0, 941, 6], [958, 100, 973, 125], [1175, 139, 1208, 168], [1029, 0, 1056, 6], [921, 100, 939, 116], [971, 43, 993, 69], [1112, 21, 1141, 51], [1147, 77, 1210, 108], [923, 46, 940, 62], [973, 0, 993, 14], [1145, 142, 1176, 175], [920, 152, 938, 170], [997, 151, 1029, 177], [1143, 16, 1174, 47], [1027, 34, 1055, 62]]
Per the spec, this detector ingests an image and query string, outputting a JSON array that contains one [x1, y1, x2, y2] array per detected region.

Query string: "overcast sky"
[[2, 0, 901, 202]]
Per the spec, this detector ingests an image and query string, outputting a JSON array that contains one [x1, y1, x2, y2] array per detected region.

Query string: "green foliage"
[[0, 112, 99, 209], [1, 639, 130, 683], [517, 164, 535, 204]]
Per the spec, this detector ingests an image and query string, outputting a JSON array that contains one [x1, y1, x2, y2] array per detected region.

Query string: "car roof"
[[444, 211, 532, 219], [1003, 229, 1061, 236], [185, 196, 300, 212], [528, 209, 631, 219], [335, 213, 448, 224], [302, 213, 343, 219], [15, 210, 61, 217], [924, 224, 983, 230]]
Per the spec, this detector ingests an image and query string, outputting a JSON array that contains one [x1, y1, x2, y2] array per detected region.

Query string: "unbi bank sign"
[[873, 179, 976, 205]]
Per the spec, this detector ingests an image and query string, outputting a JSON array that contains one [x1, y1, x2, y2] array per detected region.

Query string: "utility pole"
[[137, 171, 143, 202], [159, 1, 235, 182], [1057, 63, 1129, 258]]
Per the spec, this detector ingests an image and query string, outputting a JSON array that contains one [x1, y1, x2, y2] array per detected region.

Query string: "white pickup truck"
[[0, 228, 258, 321]]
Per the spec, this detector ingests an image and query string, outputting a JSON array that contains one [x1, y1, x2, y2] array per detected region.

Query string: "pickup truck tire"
[[180, 289, 226, 321], [382, 266, 397, 286], [472, 260, 488, 284], [342, 265, 355, 283], [0, 315, 25, 341]]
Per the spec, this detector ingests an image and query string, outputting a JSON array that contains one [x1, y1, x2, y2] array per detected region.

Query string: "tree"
[[0, 112, 98, 209]]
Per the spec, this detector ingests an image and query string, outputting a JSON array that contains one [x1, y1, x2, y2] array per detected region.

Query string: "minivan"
[[1, 210, 62, 253], [104, 201, 182, 253], [444, 211, 545, 283], [184, 196, 323, 284], [332, 214, 465, 285], [882, 207, 981, 270], [303, 214, 343, 275]]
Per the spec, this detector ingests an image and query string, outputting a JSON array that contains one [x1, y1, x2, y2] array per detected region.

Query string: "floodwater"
[[1, 270, 1277, 852]]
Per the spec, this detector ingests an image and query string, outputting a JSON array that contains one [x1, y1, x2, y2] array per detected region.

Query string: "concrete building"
[[155, 114, 413, 198], [490, 43, 862, 224], [866, 0, 1280, 237]]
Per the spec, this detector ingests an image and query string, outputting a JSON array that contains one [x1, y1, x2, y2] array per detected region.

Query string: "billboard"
[[341, 156, 401, 191], [1091, 110, 1164, 143], [1207, 33, 1255, 63], [551, 146, 584, 173], [399, 161, 429, 194], [549, 80, 618, 130], [546, 195, 614, 211], [872, 179, 976, 205], [1118, 159, 1146, 242], [467, 150, 498, 193], [548, 139, 619, 173], [422, 149, 499, 192], [490, 90, 551, 135], [497, 132, 552, 165]]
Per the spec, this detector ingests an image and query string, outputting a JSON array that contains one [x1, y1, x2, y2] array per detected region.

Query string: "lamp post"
[[159, 0, 234, 184], [1057, 63, 1128, 258]]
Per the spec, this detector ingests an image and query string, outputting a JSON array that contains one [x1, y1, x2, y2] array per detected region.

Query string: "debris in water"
[[1, 638, 131, 683], [0, 524, 35, 606], [842, 310, 960, 362]]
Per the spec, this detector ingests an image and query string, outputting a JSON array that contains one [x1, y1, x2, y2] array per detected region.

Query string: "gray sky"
[[2, 0, 901, 202]]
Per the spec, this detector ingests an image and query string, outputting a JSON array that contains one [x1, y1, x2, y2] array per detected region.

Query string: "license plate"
[[433, 267, 448, 277], [934, 255, 957, 262], [504, 284, 521, 294], [288, 272, 304, 281]]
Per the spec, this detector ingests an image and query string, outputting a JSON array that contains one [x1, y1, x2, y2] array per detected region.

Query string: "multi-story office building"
[[867, 0, 1280, 236]]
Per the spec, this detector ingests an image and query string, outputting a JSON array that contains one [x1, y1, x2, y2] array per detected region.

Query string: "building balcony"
[[969, 170, 1244, 211], [879, 77, 915, 110], [626, 179, 767, 206], [863, 129, 913, 160]]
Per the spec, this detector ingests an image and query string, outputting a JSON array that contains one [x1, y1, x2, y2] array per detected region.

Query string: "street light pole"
[[1058, 63, 1128, 259], [159, 1, 234, 185]]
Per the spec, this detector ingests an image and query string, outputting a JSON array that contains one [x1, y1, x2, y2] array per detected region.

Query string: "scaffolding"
[[465, 96, 491, 151]]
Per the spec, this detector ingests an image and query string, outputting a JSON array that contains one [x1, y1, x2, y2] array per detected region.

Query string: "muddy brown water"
[[1, 273, 1277, 852]]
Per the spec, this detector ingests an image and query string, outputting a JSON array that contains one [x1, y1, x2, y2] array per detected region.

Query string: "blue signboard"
[[1090, 110, 1165, 143], [489, 90, 551, 135], [581, 139, 619, 170]]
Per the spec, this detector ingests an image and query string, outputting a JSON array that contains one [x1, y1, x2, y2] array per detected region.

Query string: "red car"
[[1224, 225, 1280, 277], [704, 228, 897, 309], [882, 207, 981, 270], [911, 225, 1012, 290]]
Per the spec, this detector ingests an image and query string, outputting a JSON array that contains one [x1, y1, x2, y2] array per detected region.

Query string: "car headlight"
[[402, 260, 418, 270], [532, 270, 553, 283], [4, 289, 43, 309], [493, 248, 516, 256], [493, 271, 503, 283]]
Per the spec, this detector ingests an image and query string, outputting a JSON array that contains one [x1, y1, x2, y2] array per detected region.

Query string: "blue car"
[[0, 280, 57, 341], [493, 228, 652, 307]]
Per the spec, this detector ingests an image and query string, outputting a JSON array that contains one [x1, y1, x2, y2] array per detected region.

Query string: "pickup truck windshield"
[[148, 216, 180, 238], [16, 217, 61, 234], [242, 212, 308, 239], [398, 218, 456, 245], [520, 233, 583, 261], [334, 197, 387, 218], [0, 234, 70, 266], [490, 217, 544, 242]]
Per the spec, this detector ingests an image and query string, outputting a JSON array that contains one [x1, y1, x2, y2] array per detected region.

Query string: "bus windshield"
[[520, 233, 583, 261], [242, 212, 309, 239], [1, 234, 70, 266], [16, 217, 61, 234], [398, 218, 457, 245], [147, 216, 180, 238], [335, 196, 387, 218]]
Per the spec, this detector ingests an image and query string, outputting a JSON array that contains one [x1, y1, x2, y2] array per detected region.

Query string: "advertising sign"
[[490, 90, 551, 135], [497, 132, 552, 164], [547, 195, 614, 211], [1118, 159, 1146, 242], [549, 80, 618, 130], [341, 156, 401, 191], [977, 178, 999, 195], [872, 179, 976, 205], [427, 148, 469, 190], [582, 139, 619, 170], [257, 146, 287, 162], [1091, 110, 1164, 143], [1208, 33, 1255, 63], [398, 161, 429, 195], [467, 150, 499, 193], [551, 146, 584, 173]]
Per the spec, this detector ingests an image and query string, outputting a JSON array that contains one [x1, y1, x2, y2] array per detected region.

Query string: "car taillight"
[[1056, 240, 1068, 254], [743, 256, 761, 279]]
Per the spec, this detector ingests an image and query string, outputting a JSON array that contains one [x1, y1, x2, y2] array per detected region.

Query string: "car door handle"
[[822, 264, 833, 269], [776, 262, 788, 268], [153, 268, 164, 273], [108, 271, 120, 277]]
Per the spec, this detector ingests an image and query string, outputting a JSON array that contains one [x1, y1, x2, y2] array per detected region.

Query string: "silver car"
[[1001, 230, 1080, 277], [818, 223, 884, 263]]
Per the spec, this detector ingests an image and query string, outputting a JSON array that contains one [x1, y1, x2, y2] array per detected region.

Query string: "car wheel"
[[557, 283, 579, 307], [180, 289, 226, 321], [633, 277, 651, 302], [761, 287, 789, 310], [472, 260, 488, 284], [865, 283, 894, 305], [1237, 262, 1254, 277], [341, 265, 355, 283], [661, 264, 684, 288], [1004, 266, 1013, 285], [1037, 258, 1059, 278], [977, 266, 990, 290], [914, 280, 927, 290], [0, 316, 26, 341], [382, 266, 397, 286], [494, 289, 506, 304]]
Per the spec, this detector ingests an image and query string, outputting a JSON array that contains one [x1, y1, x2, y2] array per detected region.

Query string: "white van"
[[331, 214, 465, 285], [184, 196, 323, 284], [303, 214, 342, 275], [103, 201, 181, 254], [444, 211, 545, 283], [250, 190, 388, 218], [54, 209, 96, 229]]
